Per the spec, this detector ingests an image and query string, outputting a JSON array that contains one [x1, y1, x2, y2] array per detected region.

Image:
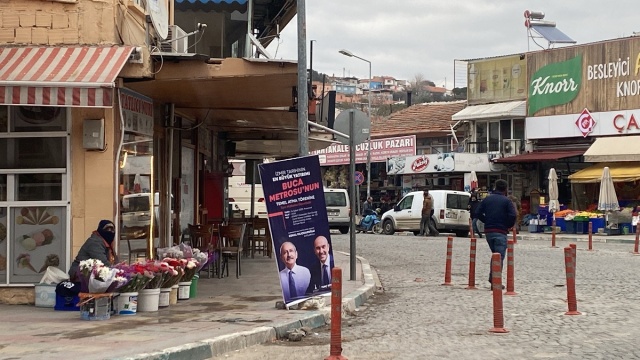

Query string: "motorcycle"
[[356, 208, 382, 234]]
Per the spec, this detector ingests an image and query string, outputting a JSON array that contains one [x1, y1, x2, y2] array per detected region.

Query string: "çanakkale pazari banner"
[[258, 155, 334, 306], [528, 55, 583, 115]]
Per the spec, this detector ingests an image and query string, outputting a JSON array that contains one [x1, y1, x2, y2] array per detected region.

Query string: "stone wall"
[[0, 0, 117, 45], [0, 287, 34, 305]]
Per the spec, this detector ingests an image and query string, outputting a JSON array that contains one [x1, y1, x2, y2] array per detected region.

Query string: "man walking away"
[[419, 190, 439, 237], [476, 180, 516, 286]]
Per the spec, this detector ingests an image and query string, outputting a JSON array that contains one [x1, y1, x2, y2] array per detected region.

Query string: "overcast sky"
[[265, 0, 639, 89]]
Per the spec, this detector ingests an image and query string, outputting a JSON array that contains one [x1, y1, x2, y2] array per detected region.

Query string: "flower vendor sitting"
[[68, 220, 119, 281]]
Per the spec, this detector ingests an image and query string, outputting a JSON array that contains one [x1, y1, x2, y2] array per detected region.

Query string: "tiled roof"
[[371, 100, 467, 138]]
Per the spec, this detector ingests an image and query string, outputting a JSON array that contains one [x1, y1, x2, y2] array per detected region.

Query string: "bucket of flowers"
[[178, 258, 199, 300], [76, 259, 126, 321], [137, 260, 167, 312], [112, 263, 152, 315], [159, 258, 183, 307]]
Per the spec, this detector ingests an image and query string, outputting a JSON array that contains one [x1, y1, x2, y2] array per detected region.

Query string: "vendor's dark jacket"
[[68, 232, 114, 280], [475, 192, 516, 234]]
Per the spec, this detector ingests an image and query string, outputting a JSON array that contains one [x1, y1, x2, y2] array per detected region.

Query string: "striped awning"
[[0, 46, 134, 108]]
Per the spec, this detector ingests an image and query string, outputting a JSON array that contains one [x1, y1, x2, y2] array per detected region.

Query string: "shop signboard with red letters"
[[311, 135, 416, 166]]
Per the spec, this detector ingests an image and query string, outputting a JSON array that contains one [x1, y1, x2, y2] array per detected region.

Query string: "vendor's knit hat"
[[97, 220, 116, 244]]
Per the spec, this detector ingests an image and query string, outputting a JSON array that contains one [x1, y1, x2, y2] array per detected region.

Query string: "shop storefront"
[[525, 36, 640, 211]]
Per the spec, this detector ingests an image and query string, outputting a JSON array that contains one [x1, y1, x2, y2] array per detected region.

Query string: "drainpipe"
[[245, 0, 254, 57]]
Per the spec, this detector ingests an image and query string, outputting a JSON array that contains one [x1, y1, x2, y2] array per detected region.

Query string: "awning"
[[569, 162, 640, 183], [452, 100, 526, 121], [174, 0, 248, 11], [494, 150, 584, 163], [584, 135, 640, 162], [0, 46, 134, 108]]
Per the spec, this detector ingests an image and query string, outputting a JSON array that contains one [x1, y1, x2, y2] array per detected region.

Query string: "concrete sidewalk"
[[0, 251, 377, 360]]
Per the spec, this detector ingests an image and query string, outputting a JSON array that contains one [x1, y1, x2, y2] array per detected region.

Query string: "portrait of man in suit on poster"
[[306, 235, 334, 295], [278, 241, 311, 303]]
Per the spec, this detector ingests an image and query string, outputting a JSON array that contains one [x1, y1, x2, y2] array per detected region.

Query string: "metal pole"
[[245, 0, 253, 57], [366, 60, 372, 199], [349, 110, 357, 281], [297, 0, 309, 156]]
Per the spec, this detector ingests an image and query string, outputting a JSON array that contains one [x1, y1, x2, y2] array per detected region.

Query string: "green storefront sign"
[[528, 55, 583, 114]]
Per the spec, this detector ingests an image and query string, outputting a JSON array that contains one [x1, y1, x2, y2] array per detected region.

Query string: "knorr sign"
[[528, 55, 582, 114]]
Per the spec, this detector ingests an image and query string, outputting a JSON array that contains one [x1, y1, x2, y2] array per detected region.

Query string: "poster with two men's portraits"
[[258, 155, 335, 306]]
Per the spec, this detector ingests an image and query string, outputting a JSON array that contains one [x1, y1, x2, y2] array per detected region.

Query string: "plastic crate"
[[55, 294, 80, 311], [35, 284, 57, 308], [576, 221, 589, 234], [565, 220, 576, 234], [554, 218, 567, 232], [619, 223, 632, 235], [528, 224, 542, 233], [589, 218, 605, 233]]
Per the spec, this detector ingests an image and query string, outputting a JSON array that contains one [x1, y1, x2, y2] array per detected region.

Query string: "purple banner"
[[258, 155, 334, 306]]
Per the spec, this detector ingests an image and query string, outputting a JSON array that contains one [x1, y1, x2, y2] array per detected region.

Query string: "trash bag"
[[39, 266, 69, 285]]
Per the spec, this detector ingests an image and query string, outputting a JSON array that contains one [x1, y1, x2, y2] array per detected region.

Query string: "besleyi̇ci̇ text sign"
[[311, 135, 416, 166]]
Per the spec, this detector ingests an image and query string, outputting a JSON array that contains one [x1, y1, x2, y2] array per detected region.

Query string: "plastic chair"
[[218, 223, 246, 278]]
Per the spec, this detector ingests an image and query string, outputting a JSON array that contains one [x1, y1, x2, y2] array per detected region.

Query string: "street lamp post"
[[339, 49, 372, 200]]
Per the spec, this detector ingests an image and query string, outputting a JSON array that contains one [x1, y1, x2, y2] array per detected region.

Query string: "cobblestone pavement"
[[218, 233, 640, 359]]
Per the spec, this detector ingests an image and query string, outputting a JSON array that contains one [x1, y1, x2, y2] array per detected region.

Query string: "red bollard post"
[[466, 237, 477, 290], [512, 227, 517, 244], [326, 268, 348, 360], [569, 243, 577, 273], [469, 218, 473, 238], [551, 218, 557, 248], [442, 236, 453, 286], [588, 222, 593, 251], [564, 247, 581, 315], [505, 240, 517, 296], [633, 225, 640, 255], [489, 253, 508, 333]]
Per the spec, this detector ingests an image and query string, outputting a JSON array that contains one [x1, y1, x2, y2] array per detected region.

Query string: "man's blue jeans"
[[485, 232, 507, 283]]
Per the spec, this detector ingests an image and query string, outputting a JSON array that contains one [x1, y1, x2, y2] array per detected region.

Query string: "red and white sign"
[[411, 155, 430, 172], [575, 108, 596, 138], [527, 108, 640, 139], [312, 135, 416, 166]]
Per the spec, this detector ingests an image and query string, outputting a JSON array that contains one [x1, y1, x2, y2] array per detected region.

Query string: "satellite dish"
[[147, 0, 169, 40]]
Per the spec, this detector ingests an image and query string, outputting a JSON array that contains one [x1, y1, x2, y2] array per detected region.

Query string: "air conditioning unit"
[[160, 25, 188, 53], [502, 139, 522, 156]]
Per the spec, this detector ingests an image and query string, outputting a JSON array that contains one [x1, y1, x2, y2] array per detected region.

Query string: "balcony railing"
[[466, 141, 502, 153]]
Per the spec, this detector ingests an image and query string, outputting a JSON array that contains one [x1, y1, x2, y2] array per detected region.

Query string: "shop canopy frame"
[[568, 162, 640, 183]]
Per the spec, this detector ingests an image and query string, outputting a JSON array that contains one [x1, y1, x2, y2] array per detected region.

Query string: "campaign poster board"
[[258, 155, 335, 306]]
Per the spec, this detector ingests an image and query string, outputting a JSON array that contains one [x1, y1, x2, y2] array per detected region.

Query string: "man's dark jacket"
[[475, 192, 516, 234]]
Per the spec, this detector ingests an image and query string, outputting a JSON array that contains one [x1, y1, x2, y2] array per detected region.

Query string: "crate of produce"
[[573, 216, 589, 222]]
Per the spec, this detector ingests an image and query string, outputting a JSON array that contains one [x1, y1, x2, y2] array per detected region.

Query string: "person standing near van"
[[362, 196, 374, 216], [419, 190, 439, 237], [468, 192, 482, 238], [476, 180, 516, 285]]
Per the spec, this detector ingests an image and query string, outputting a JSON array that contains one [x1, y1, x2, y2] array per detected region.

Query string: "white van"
[[380, 190, 470, 237], [324, 188, 350, 234], [228, 160, 267, 218]]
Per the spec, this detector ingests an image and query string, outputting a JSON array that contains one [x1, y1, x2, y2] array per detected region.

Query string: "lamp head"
[[338, 49, 354, 57]]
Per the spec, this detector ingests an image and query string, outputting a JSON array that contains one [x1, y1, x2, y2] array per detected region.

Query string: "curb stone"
[[113, 254, 377, 360]]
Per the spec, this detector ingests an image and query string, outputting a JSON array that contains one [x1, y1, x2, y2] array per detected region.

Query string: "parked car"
[[324, 188, 350, 234], [381, 190, 470, 237]]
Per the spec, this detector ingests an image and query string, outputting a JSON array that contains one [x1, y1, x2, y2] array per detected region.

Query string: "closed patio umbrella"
[[470, 170, 478, 191], [548, 168, 559, 213], [598, 167, 620, 211]]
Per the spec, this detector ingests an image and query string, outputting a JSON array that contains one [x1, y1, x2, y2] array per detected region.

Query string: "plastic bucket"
[[189, 275, 199, 299], [137, 288, 161, 312], [178, 281, 191, 300], [170, 285, 179, 305], [159, 288, 171, 307], [117, 292, 138, 315]]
